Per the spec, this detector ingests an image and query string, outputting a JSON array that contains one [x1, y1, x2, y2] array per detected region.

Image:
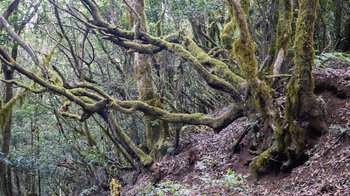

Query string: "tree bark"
[[0, 64, 15, 196], [0, 2, 20, 195], [285, 0, 328, 153], [334, 0, 343, 49], [126, 0, 169, 160]]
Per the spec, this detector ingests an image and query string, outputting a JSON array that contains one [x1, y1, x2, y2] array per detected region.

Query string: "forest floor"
[[122, 60, 350, 196]]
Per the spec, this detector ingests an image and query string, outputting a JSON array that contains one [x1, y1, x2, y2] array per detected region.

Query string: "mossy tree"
[[272, 0, 293, 77], [125, 0, 171, 161], [285, 0, 327, 153], [0, 0, 329, 186], [0, 0, 27, 195]]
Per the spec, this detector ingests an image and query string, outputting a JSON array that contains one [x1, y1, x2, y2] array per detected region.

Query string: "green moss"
[[239, 0, 250, 15], [112, 116, 153, 166], [221, 21, 236, 50], [0, 90, 27, 130], [276, 0, 293, 50], [184, 35, 245, 86], [284, 0, 319, 154], [249, 149, 271, 180], [221, 0, 249, 50], [231, 28, 257, 83]]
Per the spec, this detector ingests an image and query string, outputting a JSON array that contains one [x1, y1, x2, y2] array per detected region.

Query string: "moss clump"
[[249, 149, 271, 180], [232, 36, 257, 81], [228, 0, 256, 83], [110, 178, 122, 196], [221, 21, 237, 50]]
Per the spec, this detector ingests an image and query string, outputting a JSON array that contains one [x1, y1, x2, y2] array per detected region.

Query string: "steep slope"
[[122, 60, 350, 196]]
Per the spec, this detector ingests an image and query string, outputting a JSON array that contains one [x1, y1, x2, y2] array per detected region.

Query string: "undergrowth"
[[137, 169, 249, 195]]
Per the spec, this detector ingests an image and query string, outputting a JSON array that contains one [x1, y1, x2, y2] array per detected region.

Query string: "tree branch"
[[0, 79, 46, 93], [0, 16, 40, 66]]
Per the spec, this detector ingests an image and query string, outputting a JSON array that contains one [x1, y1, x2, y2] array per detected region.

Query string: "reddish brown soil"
[[122, 63, 350, 196]]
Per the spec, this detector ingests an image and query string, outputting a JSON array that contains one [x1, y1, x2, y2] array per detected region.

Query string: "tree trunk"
[[0, 73, 14, 196], [30, 120, 36, 196], [285, 0, 328, 154], [82, 121, 96, 147], [259, 0, 280, 78], [14, 169, 26, 196], [0, 43, 19, 196], [126, 0, 169, 160], [0, 2, 20, 194], [334, 0, 343, 49]]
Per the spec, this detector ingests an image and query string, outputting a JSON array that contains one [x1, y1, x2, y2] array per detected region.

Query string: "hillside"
[[122, 60, 350, 195]]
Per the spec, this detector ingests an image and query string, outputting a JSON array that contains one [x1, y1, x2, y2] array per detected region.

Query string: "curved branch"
[[61, 112, 81, 121], [0, 79, 46, 93], [114, 101, 243, 132], [0, 16, 40, 66], [140, 32, 242, 98], [0, 47, 98, 113], [70, 82, 243, 132]]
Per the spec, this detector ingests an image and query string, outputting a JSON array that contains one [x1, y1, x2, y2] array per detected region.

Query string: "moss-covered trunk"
[[0, 45, 17, 196], [0, 3, 20, 194], [126, 0, 169, 160], [227, 0, 280, 130], [260, 0, 280, 78], [261, 0, 293, 81], [273, 0, 293, 76], [0, 66, 14, 196], [285, 0, 327, 153], [248, 0, 328, 180]]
